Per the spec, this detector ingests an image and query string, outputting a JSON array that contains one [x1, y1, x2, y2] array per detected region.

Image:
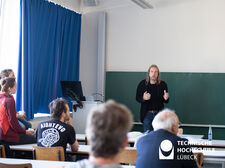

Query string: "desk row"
[[0, 158, 135, 168], [10, 143, 225, 157]]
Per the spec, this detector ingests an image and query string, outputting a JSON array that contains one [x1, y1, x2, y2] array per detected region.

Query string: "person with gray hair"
[[136, 109, 197, 168], [152, 108, 179, 134], [75, 100, 133, 168]]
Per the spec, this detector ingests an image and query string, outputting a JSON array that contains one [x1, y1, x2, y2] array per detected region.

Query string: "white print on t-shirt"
[[38, 128, 60, 147], [40, 122, 66, 132]]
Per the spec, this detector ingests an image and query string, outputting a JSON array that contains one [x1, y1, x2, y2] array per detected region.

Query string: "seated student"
[[75, 100, 133, 168], [136, 109, 197, 168], [0, 77, 36, 145], [36, 98, 79, 160], [0, 69, 32, 130]]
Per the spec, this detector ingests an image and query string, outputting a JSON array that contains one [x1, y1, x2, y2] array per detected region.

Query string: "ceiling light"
[[131, 0, 153, 9]]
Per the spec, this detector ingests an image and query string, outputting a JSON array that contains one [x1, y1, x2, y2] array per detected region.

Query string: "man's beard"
[[150, 77, 157, 81]]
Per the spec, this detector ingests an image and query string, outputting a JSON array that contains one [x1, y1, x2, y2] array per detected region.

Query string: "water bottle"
[[208, 125, 212, 141]]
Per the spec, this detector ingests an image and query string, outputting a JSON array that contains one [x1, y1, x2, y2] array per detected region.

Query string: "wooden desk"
[[0, 158, 135, 168], [128, 133, 205, 146], [10, 143, 36, 152], [10, 144, 135, 155], [11, 139, 225, 153], [68, 144, 90, 154], [77, 132, 205, 145], [10, 144, 89, 154], [76, 132, 142, 145], [11, 143, 225, 167], [76, 134, 87, 144], [0, 158, 75, 168]]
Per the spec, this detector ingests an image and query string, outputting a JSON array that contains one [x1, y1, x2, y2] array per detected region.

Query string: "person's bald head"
[[152, 109, 179, 135]]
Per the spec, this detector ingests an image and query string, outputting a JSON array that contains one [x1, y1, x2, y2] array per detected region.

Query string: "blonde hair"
[[145, 64, 161, 85]]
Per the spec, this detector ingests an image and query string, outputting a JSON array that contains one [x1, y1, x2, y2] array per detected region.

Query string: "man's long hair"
[[145, 64, 161, 85]]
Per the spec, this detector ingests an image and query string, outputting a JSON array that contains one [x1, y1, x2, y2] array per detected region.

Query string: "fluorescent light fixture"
[[131, 0, 154, 9]]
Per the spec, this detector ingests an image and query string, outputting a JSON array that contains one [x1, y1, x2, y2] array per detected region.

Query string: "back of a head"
[[49, 98, 68, 120], [86, 100, 133, 158], [0, 69, 13, 79], [0, 77, 16, 93], [152, 109, 178, 132]]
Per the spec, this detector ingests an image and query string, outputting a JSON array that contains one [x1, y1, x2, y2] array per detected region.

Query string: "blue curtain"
[[16, 0, 82, 119]]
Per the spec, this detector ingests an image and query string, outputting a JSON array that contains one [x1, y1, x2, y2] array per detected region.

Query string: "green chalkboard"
[[105, 72, 225, 125]]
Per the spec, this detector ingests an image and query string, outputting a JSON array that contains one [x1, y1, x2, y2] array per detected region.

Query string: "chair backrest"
[[119, 149, 137, 165], [194, 152, 204, 168], [33, 146, 65, 161], [0, 145, 6, 158], [0, 163, 32, 168]]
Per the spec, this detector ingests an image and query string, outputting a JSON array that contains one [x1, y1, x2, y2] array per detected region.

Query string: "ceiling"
[[80, 0, 154, 13], [50, 0, 189, 13]]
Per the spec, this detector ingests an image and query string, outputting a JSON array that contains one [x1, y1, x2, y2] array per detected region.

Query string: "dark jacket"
[[136, 129, 197, 168], [136, 80, 169, 122]]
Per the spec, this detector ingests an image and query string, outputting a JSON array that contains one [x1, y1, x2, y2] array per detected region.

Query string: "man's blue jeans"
[[143, 112, 158, 132]]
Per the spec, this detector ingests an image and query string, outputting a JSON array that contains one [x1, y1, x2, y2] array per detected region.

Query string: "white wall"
[[79, 12, 106, 99], [0, 0, 20, 76], [79, 12, 99, 96], [106, 0, 225, 72], [50, 0, 225, 73]]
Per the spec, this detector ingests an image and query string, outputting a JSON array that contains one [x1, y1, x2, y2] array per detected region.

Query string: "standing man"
[[36, 98, 79, 160], [75, 100, 133, 168], [136, 109, 197, 168], [136, 64, 169, 132]]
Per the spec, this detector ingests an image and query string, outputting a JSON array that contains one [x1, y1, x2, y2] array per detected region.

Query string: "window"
[[0, 0, 20, 76]]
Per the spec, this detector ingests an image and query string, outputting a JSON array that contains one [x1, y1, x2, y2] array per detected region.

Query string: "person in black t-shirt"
[[36, 98, 79, 159], [136, 64, 169, 132]]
